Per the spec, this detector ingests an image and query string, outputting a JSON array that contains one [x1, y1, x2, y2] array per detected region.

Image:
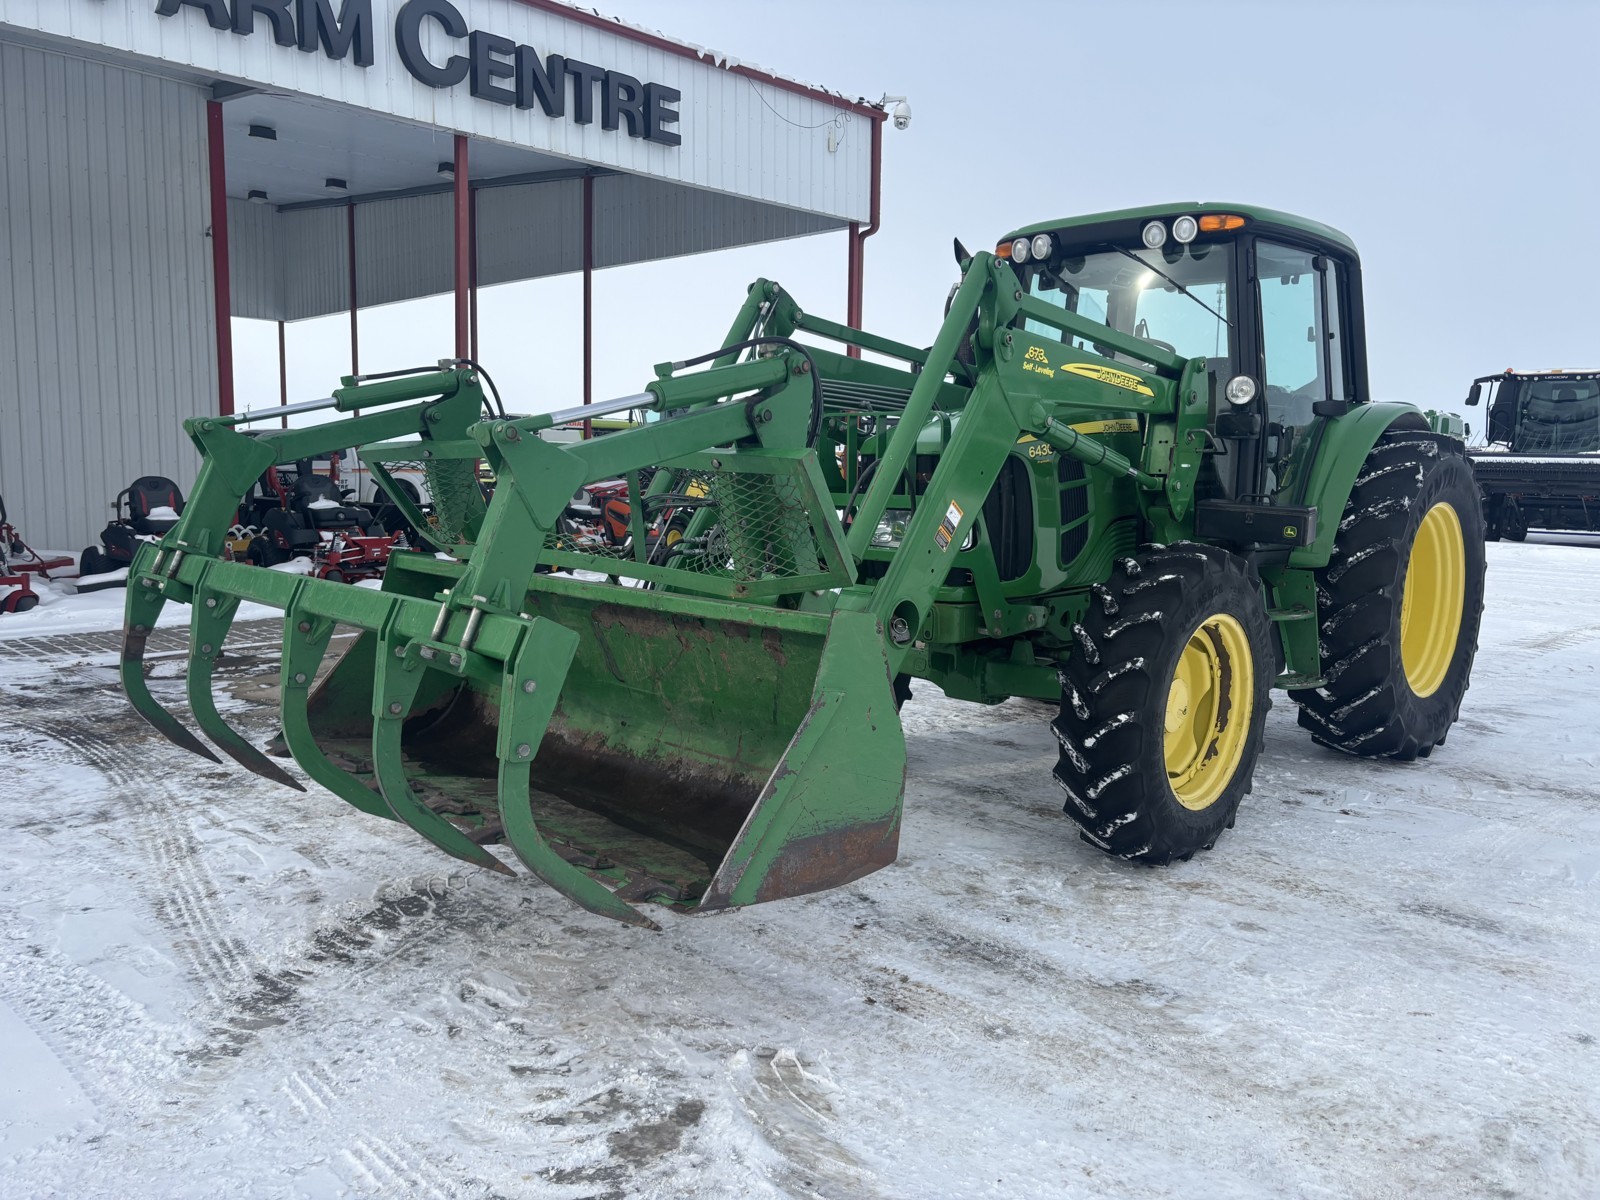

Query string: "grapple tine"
[[495, 623, 659, 929], [278, 599, 392, 819], [187, 582, 305, 791], [496, 759, 658, 929], [120, 556, 221, 765], [371, 627, 515, 876]]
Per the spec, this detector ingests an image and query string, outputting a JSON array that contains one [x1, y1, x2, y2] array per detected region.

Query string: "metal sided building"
[[0, 0, 886, 550]]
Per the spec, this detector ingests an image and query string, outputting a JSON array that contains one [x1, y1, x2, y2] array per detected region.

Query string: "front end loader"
[[119, 204, 1486, 928]]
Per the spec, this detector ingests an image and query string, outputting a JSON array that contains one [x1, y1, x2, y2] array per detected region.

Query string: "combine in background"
[[1466, 369, 1600, 540]]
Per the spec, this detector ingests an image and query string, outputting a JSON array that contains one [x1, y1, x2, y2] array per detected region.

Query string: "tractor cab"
[[997, 204, 1371, 543]]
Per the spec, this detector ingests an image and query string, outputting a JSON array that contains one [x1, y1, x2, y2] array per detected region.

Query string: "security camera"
[[880, 95, 911, 131]]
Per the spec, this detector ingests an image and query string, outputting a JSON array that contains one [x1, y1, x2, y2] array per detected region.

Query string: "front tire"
[[1290, 432, 1486, 759], [1053, 543, 1274, 864]]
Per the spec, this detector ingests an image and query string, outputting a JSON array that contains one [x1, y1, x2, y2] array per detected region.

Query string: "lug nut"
[[388, 702, 403, 715], [294, 672, 307, 684]]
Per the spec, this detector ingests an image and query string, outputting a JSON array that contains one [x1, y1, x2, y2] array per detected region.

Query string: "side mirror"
[[1466, 383, 1483, 407]]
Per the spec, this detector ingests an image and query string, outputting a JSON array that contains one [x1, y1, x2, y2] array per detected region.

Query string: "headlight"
[[1010, 237, 1031, 264], [1225, 375, 1258, 406], [1030, 233, 1053, 261], [872, 513, 910, 548], [1141, 220, 1167, 249], [1171, 215, 1198, 244], [872, 515, 976, 551]]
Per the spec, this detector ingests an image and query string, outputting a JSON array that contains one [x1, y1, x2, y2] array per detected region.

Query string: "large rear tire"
[[1053, 543, 1274, 864], [1291, 432, 1486, 759]]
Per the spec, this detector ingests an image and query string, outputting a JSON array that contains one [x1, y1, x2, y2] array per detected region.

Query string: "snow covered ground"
[[0, 539, 1596, 1199]]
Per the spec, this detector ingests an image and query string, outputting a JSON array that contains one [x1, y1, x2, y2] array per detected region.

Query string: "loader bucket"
[[290, 576, 907, 921], [116, 341, 945, 928]]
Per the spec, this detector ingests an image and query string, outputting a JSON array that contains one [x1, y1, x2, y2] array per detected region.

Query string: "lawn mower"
[[240, 458, 404, 582], [78, 476, 186, 591], [1, 493, 73, 613]]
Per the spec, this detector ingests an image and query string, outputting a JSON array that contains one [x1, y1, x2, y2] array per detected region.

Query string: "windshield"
[[1020, 242, 1232, 365], [1510, 376, 1600, 454]]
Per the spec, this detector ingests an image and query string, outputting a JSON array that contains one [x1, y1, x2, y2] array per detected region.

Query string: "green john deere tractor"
[[119, 203, 1486, 928]]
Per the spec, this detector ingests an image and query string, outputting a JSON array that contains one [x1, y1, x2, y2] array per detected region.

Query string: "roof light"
[[247, 124, 276, 141], [1030, 233, 1054, 261], [324, 177, 348, 194], [1141, 220, 1168, 249], [1199, 214, 1246, 232], [1011, 237, 1031, 264], [247, 189, 270, 205], [995, 240, 1012, 259], [437, 161, 455, 180], [1171, 215, 1199, 244]]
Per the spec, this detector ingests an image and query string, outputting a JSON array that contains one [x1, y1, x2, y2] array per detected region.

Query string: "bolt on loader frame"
[[120, 204, 1483, 928]]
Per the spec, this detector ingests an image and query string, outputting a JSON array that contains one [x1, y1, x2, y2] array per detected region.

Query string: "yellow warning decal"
[[934, 499, 964, 551], [1061, 363, 1156, 397], [1067, 418, 1141, 436]]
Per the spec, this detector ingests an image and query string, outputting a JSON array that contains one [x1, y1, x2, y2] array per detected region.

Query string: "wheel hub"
[[1400, 501, 1466, 699], [1164, 614, 1254, 812]]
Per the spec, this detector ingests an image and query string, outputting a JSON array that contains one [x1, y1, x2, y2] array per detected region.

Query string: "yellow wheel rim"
[[1164, 613, 1254, 812], [1400, 501, 1466, 699]]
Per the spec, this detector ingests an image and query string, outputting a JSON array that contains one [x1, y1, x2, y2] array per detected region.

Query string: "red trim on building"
[[469, 185, 480, 362], [845, 115, 883, 357], [507, 0, 886, 121], [206, 101, 234, 416], [453, 135, 471, 359], [582, 172, 594, 440], [277, 319, 288, 428]]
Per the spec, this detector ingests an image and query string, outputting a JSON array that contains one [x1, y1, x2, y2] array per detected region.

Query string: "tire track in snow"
[[15, 677, 482, 1196], [0, 940, 177, 1119], [342, 1135, 455, 1199], [25, 715, 257, 1005], [1499, 622, 1600, 659], [199, 876, 483, 1196]]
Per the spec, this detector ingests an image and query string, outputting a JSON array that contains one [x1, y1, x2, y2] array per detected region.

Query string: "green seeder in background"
[[121, 204, 1487, 928]]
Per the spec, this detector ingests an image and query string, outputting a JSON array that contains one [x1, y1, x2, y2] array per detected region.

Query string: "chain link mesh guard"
[[362, 446, 484, 553], [539, 450, 852, 599]]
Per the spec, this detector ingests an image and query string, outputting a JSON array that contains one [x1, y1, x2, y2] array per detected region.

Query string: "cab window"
[[1256, 240, 1345, 493]]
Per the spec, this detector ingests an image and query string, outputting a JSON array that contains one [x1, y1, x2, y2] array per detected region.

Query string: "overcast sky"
[[233, 0, 1600, 431]]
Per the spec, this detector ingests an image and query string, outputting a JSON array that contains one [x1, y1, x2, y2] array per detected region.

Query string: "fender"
[[1290, 401, 1431, 569]]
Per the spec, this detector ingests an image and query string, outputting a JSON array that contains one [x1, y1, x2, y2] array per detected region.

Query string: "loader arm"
[[119, 251, 1202, 929]]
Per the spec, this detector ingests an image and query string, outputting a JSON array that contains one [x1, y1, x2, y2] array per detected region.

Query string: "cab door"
[[1250, 239, 1353, 501]]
